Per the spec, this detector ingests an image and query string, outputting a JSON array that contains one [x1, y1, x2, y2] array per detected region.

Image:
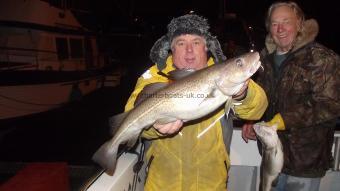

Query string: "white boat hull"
[[0, 77, 103, 120], [0, 0, 122, 120]]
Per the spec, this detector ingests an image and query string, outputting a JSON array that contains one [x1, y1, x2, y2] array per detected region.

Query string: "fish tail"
[[92, 141, 118, 176]]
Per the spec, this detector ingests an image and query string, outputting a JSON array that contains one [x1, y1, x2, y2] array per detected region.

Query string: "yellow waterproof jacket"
[[125, 56, 267, 191]]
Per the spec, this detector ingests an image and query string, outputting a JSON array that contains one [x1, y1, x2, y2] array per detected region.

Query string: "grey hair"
[[265, 1, 305, 31]]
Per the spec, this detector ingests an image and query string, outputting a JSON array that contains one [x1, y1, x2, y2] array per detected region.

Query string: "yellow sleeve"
[[125, 65, 170, 111], [233, 79, 268, 120], [124, 76, 148, 111], [124, 65, 170, 139]]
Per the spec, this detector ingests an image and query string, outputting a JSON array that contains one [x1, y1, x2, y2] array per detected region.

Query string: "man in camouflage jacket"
[[258, 18, 339, 177], [243, 1, 339, 190]]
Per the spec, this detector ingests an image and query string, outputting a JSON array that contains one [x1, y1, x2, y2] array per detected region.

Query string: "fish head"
[[253, 123, 279, 149], [216, 52, 261, 95]]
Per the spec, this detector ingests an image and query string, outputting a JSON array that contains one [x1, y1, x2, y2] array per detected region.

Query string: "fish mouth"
[[259, 64, 264, 72], [249, 60, 263, 75], [250, 60, 261, 74], [248, 52, 261, 74]]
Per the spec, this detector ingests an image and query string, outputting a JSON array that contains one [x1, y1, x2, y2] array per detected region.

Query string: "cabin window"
[[42, 0, 71, 9], [70, 38, 84, 58], [55, 37, 69, 60]]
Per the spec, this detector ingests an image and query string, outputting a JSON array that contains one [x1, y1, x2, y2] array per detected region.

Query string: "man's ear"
[[150, 35, 171, 71], [206, 35, 226, 64]]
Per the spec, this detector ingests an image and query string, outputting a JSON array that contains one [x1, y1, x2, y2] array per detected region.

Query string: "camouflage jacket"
[[257, 19, 340, 177]]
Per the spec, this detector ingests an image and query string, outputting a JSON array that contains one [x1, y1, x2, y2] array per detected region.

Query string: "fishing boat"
[[84, 128, 340, 191], [0, 0, 120, 120]]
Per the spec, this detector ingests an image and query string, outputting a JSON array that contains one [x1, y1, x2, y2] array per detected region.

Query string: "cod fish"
[[254, 123, 284, 191], [93, 52, 261, 175]]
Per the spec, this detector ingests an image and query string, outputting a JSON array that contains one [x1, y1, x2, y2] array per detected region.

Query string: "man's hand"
[[153, 120, 183, 135], [241, 122, 257, 143]]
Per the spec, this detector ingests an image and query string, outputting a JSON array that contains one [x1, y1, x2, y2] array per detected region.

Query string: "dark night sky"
[[226, 0, 339, 53], [73, 0, 340, 53]]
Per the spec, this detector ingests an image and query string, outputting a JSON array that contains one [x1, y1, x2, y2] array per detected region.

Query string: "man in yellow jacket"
[[125, 14, 268, 191]]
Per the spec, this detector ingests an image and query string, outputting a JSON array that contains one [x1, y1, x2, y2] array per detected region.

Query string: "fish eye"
[[236, 59, 243, 67]]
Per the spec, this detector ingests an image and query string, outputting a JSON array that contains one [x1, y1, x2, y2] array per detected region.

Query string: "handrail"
[[333, 131, 340, 171], [0, 46, 57, 54], [0, 46, 109, 71]]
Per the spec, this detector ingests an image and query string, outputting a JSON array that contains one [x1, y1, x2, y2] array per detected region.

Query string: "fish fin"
[[271, 174, 280, 187], [206, 88, 219, 98], [155, 117, 177, 125], [108, 112, 129, 135], [274, 147, 279, 156], [224, 98, 233, 118], [167, 69, 195, 80], [135, 82, 169, 106], [198, 88, 219, 106], [92, 141, 119, 176]]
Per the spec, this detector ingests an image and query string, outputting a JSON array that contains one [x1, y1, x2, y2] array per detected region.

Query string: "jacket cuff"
[[233, 79, 268, 120], [267, 113, 285, 130]]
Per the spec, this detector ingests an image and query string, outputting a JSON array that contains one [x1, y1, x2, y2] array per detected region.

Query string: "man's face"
[[171, 34, 208, 70], [269, 5, 300, 52]]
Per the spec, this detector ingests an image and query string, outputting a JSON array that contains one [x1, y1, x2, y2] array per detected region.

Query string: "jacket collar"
[[265, 19, 319, 54]]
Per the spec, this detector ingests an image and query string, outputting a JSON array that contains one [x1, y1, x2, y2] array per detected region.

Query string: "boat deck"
[[85, 129, 340, 191], [0, 162, 101, 190]]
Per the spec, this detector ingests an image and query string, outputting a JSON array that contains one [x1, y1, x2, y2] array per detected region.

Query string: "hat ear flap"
[[150, 35, 171, 71], [206, 35, 227, 64]]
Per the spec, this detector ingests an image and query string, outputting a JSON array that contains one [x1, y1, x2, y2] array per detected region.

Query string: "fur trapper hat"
[[150, 14, 226, 71]]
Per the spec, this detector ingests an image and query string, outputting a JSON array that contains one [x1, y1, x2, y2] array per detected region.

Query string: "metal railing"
[[333, 131, 340, 171], [0, 46, 107, 71]]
